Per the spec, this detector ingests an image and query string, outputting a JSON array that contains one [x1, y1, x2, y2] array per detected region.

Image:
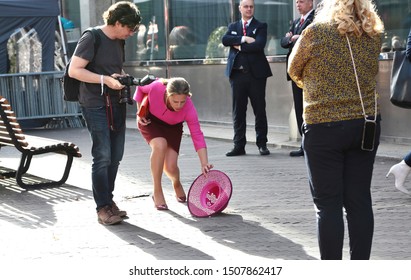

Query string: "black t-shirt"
[[73, 27, 124, 107]]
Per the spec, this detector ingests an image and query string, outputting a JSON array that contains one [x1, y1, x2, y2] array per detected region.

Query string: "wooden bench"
[[0, 96, 82, 188]]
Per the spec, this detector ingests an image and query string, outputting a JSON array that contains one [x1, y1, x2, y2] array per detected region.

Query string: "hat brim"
[[187, 170, 232, 217]]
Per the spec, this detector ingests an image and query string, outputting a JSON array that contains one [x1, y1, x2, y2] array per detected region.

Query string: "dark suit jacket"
[[222, 18, 272, 78], [281, 10, 315, 80], [406, 28, 411, 61]]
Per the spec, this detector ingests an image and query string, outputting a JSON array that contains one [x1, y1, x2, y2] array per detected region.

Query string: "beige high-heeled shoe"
[[173, 184, 186, 203], [152, 196, 168, 211], [386, 160, 411, 194]]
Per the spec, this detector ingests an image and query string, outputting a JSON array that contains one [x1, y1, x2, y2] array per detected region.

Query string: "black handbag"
[[390, 50, 411, 109]]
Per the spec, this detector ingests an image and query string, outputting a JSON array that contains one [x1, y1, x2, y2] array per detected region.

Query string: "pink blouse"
[[133, 80, 207, 151]]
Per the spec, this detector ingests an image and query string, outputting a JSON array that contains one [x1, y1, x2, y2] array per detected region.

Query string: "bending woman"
[[134, 77, 213, 210]]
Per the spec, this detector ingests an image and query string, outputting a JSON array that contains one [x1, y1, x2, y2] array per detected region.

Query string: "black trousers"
[[291, 80, 304, 136], [229, 70, 268, 148], [302, 118, 380, 259]]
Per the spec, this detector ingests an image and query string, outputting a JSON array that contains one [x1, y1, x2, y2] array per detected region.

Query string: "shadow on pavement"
[[0, 168, 93, 229], [165, 211, 316, 260], [104, 221, 215, 260]]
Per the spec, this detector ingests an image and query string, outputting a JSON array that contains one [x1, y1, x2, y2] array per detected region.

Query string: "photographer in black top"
[[68, 1, 141, 225]]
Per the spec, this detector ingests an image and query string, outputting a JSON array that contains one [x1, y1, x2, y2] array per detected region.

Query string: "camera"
[[116, 74, 156, 104]]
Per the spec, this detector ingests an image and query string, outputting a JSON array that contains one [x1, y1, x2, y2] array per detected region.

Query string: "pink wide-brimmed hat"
[[187, 170, 232, 217]]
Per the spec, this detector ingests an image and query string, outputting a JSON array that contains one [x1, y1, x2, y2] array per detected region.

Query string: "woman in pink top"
[[133, 77, 213, 210]]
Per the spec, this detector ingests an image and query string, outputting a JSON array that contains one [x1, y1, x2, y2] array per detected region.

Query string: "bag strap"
[[83, 28, 101, 65], [345, 34, 377, 122], [83, 27, 125, 64]]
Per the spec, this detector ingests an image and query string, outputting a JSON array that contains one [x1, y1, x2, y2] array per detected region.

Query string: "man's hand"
[[104, 75, 124, 90], [290, 34, 300, 43], [243, 36, 255, 44]]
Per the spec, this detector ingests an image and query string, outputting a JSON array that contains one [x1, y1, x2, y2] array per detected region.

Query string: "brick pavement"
[[1, 120, 411, 269]]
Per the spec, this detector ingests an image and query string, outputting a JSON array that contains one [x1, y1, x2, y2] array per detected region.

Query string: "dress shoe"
[[386, 160, 411, 194], [111, 201, 127, 217], [290, 147, 304, 157], [226, 147, 246, 156], [97, 205, 122, 225], [258, 146, 270, 155]]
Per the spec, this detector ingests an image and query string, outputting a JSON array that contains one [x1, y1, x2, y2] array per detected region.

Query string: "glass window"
[[376, 0, 410, 52], [124, 0, 411, 61], [126, 0, 293, 61], [126, 0, 232, 61], [251, 0, 291, 56], [168, 0, 231, 60], [126, 1, 166, 61]]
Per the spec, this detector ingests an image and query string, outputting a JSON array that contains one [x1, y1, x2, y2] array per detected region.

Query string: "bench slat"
[[0, 137, 28, 146], [0, 130, 25, 139]]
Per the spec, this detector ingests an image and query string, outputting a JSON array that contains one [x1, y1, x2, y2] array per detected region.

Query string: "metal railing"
[[0, 71, 83, 128]]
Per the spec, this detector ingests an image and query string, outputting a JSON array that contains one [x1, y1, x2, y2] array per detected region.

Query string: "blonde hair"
[[313, 0, 384, 37], [163, 77, 192, 97]]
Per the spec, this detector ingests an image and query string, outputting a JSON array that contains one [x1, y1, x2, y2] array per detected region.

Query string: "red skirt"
[[138, 112, 183, 153]]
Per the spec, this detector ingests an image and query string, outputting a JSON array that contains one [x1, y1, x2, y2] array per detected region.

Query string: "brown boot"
[[111, 201, 127, 217], [97, 205, 122, 225]]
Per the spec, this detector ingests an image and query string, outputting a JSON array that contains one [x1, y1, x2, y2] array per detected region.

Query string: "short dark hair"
[[103, 1, 141, 30]]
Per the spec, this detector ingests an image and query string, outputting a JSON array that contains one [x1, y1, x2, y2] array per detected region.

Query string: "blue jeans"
[[81, 102, 126, 211], [302, 118, 380, 259]]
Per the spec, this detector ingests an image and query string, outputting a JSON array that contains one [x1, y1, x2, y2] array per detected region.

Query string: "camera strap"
[[100, 75, 116, 131], [103, 89, 115, 131]]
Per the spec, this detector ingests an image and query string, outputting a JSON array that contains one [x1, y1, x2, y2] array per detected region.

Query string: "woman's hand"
[[137, 116, 151, 126], [197, 148, 213, 176], [201, 163, 214, 176]]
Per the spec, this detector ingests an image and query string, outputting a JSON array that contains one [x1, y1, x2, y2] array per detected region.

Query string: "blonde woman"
[[134, 77, 213, 210], [288, 0, 384, 259]]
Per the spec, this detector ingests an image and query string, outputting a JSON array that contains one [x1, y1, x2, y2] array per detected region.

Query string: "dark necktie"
[[243, 21, 248, 36]]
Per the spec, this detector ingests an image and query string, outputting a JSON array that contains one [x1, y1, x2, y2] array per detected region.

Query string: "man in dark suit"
[[281, 0, 314, 157], [222, 0, 272, 156]]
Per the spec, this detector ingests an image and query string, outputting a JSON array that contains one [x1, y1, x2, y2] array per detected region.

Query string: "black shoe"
[[258, 146, 270, 156], [226, 147, 246, 156], [290, 147, 304, 157]]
